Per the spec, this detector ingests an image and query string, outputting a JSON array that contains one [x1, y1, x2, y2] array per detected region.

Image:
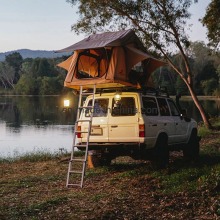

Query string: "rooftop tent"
[[56, 29, 166, 90]]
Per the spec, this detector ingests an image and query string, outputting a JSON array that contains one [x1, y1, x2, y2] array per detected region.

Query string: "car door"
[[142, 96, 160, 148], [156, 98, 176, 144], [167, 99, 189, 143], [108, 95, 139, 142], [81, 97, 109, 143]]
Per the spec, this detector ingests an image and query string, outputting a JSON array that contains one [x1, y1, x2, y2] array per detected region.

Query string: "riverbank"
[[0, 124, 220, 219]]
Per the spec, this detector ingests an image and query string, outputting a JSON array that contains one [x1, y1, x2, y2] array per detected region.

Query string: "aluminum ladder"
[[66, 85, 96, 188]]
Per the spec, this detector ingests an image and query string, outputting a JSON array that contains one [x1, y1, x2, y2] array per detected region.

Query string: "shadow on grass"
[[170, 154, 220, 169], [104, 153, 220, 177]]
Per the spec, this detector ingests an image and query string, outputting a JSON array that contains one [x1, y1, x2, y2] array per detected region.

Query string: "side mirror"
[[180, 109, 191, 122], [181, 109, 187, 117]]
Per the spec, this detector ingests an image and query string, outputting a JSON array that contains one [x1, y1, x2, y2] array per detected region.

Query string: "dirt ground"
[[0, 132, 220, 220]]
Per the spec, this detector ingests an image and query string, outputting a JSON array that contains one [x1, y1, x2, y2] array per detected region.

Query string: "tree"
[[187, 41, 220, 94], [67, 0, 212, 128], [5, 52, 23, 83], [38, 76, 64, 95], [15, 74, 38, 95], [201, 0, 220, 49], [0, 62, 15, 89]]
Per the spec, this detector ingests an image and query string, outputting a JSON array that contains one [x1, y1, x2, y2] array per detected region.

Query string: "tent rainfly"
[[56, 29, 166, 90]]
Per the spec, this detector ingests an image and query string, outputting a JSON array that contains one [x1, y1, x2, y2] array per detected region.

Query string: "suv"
[[77, 89, 200, 168]]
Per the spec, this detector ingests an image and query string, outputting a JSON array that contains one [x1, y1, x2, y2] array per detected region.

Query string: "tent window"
[[76, 49, 112, 79]]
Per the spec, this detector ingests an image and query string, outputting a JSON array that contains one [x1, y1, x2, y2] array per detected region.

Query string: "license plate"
[[91, 127, 103, 135]]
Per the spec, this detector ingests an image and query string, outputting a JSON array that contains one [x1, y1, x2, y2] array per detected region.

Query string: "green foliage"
[[202, 0, 220, 49], [12, 56, 66, 95], [201, 78, 218, 95], [38, 76, 64, 95], [15, 74, 38, 95], [176, 76, 189, 95], [212, 88, 220, 97], [0, 61, 15, 89], [30, 58, 55, 78], [5, 52, 23, 83], [198, 126, 212, 138]]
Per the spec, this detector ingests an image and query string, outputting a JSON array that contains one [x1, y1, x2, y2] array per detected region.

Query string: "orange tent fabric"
[[56, 30, 166, 90]]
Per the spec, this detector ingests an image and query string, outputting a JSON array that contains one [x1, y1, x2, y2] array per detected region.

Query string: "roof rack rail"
[[141, 86, 169, 97], [76, 86, 169, 97]]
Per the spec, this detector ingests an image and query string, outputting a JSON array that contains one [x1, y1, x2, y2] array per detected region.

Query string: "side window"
[[111, 97, 136, 116], [157, 98, 170, 116], [85, 98, 109, 117], [167, 99, 180, 116], [142, 97, 158, 116]]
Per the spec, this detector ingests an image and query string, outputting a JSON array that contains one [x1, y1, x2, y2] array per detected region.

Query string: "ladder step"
[[75, 131, 89, 134], [76, 119, 92, 123], [82, 92, 95, 95], [78, 106, 93, 109], [74, 144, 87, 147], [69, 170, 83, 174], [71, 158, 86, 162], [67, 183, 82, 187]]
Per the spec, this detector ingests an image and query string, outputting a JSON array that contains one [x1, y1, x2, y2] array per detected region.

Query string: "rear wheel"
[[183, 129, 200, 160], [152, 134, 169, 169]]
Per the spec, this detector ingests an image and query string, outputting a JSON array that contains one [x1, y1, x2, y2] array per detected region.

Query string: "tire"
[[183, 129, 200, 160], [152, 134, 169, 169]]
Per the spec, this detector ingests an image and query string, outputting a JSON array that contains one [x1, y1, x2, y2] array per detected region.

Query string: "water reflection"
[[0, 95, 78, 157], [180, 98, 220, 122]]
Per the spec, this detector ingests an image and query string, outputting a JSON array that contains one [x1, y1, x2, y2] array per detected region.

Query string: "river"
[[0, 95, 219, 158]]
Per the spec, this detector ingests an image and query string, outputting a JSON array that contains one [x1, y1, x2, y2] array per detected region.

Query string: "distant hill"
[[0, 49, 71, 61]]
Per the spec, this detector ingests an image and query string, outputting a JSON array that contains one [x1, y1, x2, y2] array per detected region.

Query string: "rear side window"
[[167, 99, 180, 116], [142, 97, 158, 116], [111, 97, 136, 116], [157, 98, 170, 116], [85, 98, 109, 117]]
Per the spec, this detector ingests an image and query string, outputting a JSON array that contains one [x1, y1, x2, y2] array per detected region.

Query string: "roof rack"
[[76, 86, 169, 97], [141, 86, 169, 97]]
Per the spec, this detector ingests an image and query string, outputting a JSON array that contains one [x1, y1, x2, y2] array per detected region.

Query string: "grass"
[[0, 151, 58, 163]]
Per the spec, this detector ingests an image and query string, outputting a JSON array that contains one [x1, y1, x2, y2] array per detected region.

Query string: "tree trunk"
[[186, 83, 212, 129]]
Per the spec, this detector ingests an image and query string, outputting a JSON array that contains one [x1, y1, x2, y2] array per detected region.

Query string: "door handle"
[[152, 124, 157, 126], [111, 125, 118, 128]]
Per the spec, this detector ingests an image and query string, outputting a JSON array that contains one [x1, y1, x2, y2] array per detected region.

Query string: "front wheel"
[[152, 135, 169, 169], [183, 129, 200, 160]]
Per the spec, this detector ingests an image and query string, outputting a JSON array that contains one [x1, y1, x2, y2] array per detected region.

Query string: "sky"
[[0, 0, 211, 53]]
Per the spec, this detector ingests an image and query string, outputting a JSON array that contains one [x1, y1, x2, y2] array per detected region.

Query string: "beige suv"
[[77, 90, 200, 168]]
